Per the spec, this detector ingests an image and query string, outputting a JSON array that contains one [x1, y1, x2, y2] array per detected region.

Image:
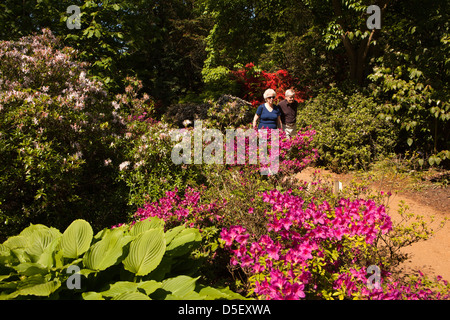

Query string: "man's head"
[[285, 89, 295, 103]]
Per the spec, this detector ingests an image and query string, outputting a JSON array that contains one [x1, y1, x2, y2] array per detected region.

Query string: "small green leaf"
[[428, 156, 436, 166], [407, 138, 413, 146]]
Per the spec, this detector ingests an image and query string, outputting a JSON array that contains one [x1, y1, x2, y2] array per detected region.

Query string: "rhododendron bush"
[[0, 30, 137, 239], [230, 63, 309, 107]]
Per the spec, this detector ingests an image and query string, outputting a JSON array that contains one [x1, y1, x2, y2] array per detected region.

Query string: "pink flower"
[[267, 243, 280, 260]]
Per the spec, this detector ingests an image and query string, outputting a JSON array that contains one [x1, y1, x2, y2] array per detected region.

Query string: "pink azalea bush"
[[220, 189, 450, 300], [130, 186, 225, 230], [200, 126, 318, 176], [220, 190, 389, 299], [118, 116, 449, 299]]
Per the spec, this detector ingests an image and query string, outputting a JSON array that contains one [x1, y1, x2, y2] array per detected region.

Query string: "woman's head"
[[263, 89, 277, 103]]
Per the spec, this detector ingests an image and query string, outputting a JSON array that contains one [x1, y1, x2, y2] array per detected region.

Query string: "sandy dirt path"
[[295, 167, 450, 281]]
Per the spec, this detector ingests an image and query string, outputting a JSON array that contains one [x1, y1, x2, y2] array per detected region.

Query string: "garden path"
[[295, 167, 450, 282]]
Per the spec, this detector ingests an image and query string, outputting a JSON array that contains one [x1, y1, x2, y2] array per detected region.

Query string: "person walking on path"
[[253, 88, 282, 130], [278, 89, 298, 138]]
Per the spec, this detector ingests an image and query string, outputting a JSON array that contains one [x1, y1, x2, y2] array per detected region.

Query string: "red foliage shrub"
[[230, 63, 308, 107]]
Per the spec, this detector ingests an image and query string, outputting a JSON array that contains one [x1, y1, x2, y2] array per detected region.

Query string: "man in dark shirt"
[[278, 89, 298, 138]]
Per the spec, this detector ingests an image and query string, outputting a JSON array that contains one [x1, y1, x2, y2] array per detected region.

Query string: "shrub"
[[297, 87, 398, 172], [230, 63, 308, 107], [368, 61, 450, 166], [0, 218, 245, 300], [124, 170, 450, 300], [219, 189, 450, 300], [163, 95, 254, 130], [0, 29, 129, 240], [114, 115, 205, 209], [197, 63, 308, 107]]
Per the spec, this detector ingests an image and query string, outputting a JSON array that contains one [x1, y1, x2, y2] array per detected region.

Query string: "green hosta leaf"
[[100, 281, 139, 298], [0, 274, 14, 282], [26, 228, 62, 263], [166, 228, 201, 250], [197, 285, 247, 300], [17, 224, 49, 238], [83, 228, 132, 271], [161, 275, 200, 297], [129, 218, 165, 237], [122, 228, 166, 276], [0, 244, 8, 253], [36, 238, 62, 269], [3, 236, 29, 250], [138, 280, 162, 295], [85, 280, 161, 300], [164, 225, 185, 245], [7, 275, 60, 299], [0, 245, 13, 266], [10, 248, 32, 264], [82, 292, 105, 300], [61, 220, 93, 259], [165, 291, 202, 300], [12, 262, 47, 276], [112, 292, 151, 300], [166, 228, 201, 257]]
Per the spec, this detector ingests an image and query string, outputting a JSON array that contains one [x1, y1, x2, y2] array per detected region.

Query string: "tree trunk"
[[332, 0, 388, 86]]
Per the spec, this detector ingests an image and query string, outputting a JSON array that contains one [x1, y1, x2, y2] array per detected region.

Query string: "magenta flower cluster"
[[223, 127, 318, 175], [332, 267, 450, 300], [276, 128, 319, 175], [130, 187, 224, 229], [220, 190, 450, 299], [220, 189, 394, 300]]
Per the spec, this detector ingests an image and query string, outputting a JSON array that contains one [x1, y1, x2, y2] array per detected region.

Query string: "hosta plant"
[[0, 218, 245, 300]]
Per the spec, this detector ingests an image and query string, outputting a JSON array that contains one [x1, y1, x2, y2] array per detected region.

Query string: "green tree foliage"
[[298, 87, 397, 172], [367, 0, 450, 160], [0, 0, 209, 105], [122, 0, 210, 107], [302, 0, 388, 85]]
